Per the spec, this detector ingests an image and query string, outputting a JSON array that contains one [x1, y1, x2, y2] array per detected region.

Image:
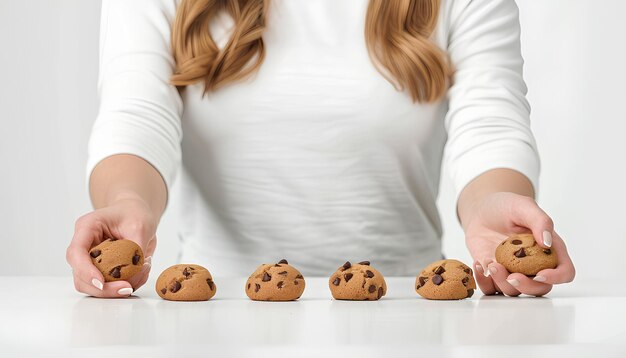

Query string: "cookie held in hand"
[[156, 264, 217, 301], [89, 238, 144, 282], [415, 259, 476, 300], [495, 233, 558, 276], [245, 259, 305, 301], [329, 261, 387, 301]]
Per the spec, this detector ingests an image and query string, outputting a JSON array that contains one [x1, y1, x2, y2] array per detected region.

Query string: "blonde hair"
[[171, 0, 450, 103]]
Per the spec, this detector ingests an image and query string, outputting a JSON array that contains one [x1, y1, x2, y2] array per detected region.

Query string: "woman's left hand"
[[463, 192, 576, 297]]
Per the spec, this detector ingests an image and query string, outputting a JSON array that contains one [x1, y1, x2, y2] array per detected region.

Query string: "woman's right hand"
[[66, 196, 157, 298]]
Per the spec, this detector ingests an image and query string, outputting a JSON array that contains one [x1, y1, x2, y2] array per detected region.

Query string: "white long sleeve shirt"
[[87, 0, 539, 276]]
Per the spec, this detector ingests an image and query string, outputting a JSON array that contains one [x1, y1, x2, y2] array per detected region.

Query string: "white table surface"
[[1, 276, 624, 357]]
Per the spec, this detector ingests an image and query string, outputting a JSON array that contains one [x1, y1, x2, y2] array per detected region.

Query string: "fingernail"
[[117, 288, 133, 296], [533, 275, 547, 282], [507, 279, 520, 287], [92, 278, 103, 290], [543, 231, 553, 247], [488, 265, 498, 275], [476, 264, 483, 273]]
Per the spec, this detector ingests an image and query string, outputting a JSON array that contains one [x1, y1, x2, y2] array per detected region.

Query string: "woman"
[[66, 0, 575, 298]]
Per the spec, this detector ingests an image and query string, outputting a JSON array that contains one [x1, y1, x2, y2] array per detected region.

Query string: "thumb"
[[511, 196, 555, 249]]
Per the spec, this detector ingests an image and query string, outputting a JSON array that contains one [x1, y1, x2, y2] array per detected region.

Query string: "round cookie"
[[329, 261, 387, 301], [415, 259, 476, 300], [245, 259, 305, 301], [89, 238, 144, 282], [156, 264, 217, 301], [495, 233, 558, 275]]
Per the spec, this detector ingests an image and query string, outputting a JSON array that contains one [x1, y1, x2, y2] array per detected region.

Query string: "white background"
[[0, 0, 623, 280]]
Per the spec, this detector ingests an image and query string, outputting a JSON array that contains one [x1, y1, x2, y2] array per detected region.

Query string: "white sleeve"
[[444, 0, 540, 201], [86, 0, 182, 202]]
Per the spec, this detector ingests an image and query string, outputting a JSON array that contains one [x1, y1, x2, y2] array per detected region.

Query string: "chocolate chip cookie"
[[495, 233, 558, 275], [156, 264, 217, 301], [89, 238, 144, 282], [245, 259, 305, 301], [329, 261, 387, 301], [415, 259, 476, 300]]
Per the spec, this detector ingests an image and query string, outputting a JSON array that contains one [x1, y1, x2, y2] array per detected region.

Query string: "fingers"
[[487, 263, 520, 297], [511, 197, 554, 249], [534, 232, 576, 284], [73, 272, 134, 298], [506, 273, 552, 297], [474, 261, 496, 295], [66, 223, 105, 292]]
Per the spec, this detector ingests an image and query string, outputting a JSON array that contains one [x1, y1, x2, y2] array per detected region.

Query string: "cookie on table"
[[156, 264, 217, 301], [329, 261, 387, 301], [89, 238, 144, 282], [245, 259, 305, 301], [415, 259, 476, 300], [495, 233, 558, 276]]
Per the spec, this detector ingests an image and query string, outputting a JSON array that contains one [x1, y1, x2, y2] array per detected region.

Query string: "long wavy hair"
[[171, 0, 450, 103]]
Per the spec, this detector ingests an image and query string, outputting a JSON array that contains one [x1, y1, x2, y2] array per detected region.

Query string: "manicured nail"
[[543, 231, 553, 247], [533, 275, 547, 282], [117, 288, 133, 296], [507, 279, 520, 287], [92, 278, 103, 290], [488, 265, 498, 275]]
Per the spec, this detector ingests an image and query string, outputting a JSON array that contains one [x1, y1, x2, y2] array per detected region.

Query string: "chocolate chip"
[[463, 268, 471, 274], [183, 267, 191, 277], [170, 281, 181, 293], [207, 279, 214, 290], [365, 270, 375, 278], [358, 261, 370, 266], [462, 277, 469, 286], [262, 272, 271, 282], [90, 250, 101, 258], [255, 283, 260, 292], [278, 271, 288, 275], [377, 287, 383, 299], [432, 274, 443, 285], [296, 274, 303, 279], [514, 248, 526, 258], [294, 280, 299, 285], [247, 283, 251, 290], [434, 266, 445, 275], [543, 249, 552, 255], [109, 266, 121, 278], [342, 261, 351, 270], [344, 273, 353, 282], [161, 288, 166, 295], [419, 276, 427, 286], [512, 239, 523, 245], [368, 284, 376, 293], [132, 254, 141, 265], [467, 289, 474, 298], [277, 281, 284, 289], [333, 277, 340, 286], [278, 259, 288, 264]]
